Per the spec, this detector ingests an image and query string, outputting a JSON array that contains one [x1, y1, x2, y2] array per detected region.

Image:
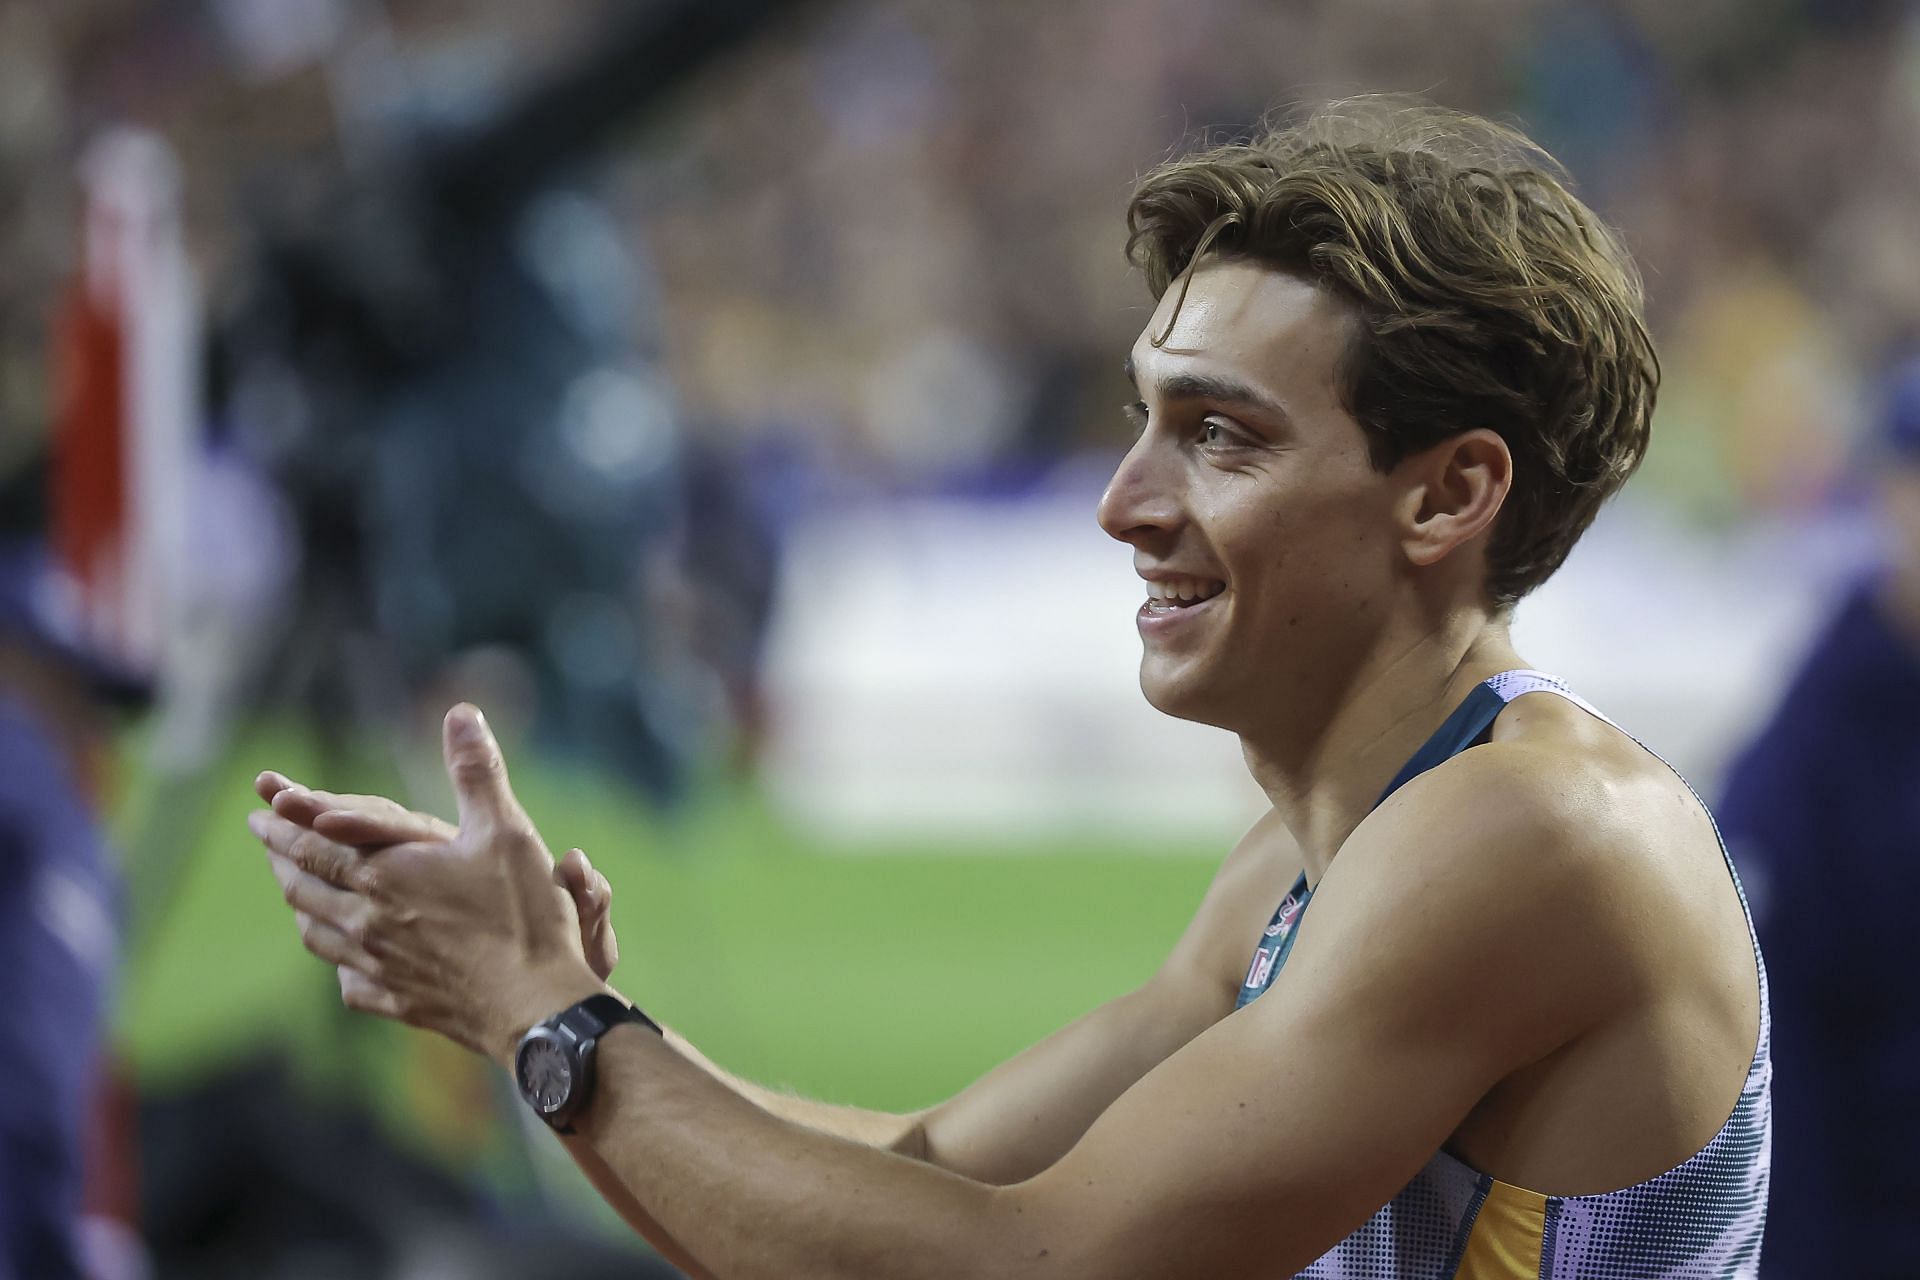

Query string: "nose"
[[1097, 433, 1184, 547]]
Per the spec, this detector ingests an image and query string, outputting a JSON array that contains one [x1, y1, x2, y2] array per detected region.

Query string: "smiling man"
[[249, 100, 1770, 1279]]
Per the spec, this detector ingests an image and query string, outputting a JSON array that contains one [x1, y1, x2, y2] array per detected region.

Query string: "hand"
[[253, 773, 621, 981], [248, 705, 608, 1063]]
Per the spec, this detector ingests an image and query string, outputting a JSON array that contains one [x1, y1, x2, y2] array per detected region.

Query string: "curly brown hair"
[[1126, 98, 1659, 605]]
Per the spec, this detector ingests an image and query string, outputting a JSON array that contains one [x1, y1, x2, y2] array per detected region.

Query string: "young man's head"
[[1097, 99, 1658, 732]]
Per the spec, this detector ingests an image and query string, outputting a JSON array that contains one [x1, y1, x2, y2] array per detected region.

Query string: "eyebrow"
[[1123, 357, 1294, 427]]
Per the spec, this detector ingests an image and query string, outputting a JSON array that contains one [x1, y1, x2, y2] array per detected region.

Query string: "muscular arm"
[[266, 778, 1294, 1185], [259, 714, 1638, 1277], [658, 1024, 927, 1155], [505, 748, 1627, 1279], [909, 811, 1294, 1183]]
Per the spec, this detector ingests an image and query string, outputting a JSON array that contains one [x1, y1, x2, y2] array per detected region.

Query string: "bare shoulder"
[[1370, 695, 1714, 899], [1289, 702, 1721, 1031], [1321, 691, 1742, 1015]]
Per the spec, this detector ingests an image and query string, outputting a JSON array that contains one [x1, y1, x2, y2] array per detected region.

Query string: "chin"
[[1138, 660, 1236, 731]]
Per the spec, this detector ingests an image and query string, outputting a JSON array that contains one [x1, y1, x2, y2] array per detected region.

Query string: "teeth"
[[1142, 575, 1224, 605]]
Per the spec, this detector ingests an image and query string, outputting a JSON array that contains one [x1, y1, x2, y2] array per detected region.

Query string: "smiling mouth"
[[1141, 577, 1226, 615]]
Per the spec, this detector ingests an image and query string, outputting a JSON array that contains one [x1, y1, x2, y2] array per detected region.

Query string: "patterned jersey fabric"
[[1237, 670, 1771, 1279]]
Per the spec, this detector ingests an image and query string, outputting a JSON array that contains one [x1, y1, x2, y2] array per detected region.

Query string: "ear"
[[1394, 429, 1512, 570]]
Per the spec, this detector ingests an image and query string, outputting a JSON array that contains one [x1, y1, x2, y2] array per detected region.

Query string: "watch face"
[[518, 1036, 574, 1113]]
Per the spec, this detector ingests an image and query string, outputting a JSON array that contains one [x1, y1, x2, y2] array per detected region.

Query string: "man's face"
[[1097, 260, 1404, 732]]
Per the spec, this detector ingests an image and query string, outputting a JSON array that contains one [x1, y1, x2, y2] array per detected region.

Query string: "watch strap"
[[517, 993, 664, 1135], [558, 992, 662, 1042]]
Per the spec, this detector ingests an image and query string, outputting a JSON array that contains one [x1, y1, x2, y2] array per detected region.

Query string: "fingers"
[[249, 810, 369, 891], [255, 771, 298, 805], [267, 850, 364, 931], [555, 846, 587, 893], [337, 967, 403, 1019], [588, 884, 618, 978], [558, 849, 615, 921], [269, 785, 345, 829], [441, 704, 525, 833], [313, 804, 457, 848], [261, 779, 455, 848], [556, 847, 595, 903], [563, 849, 618, 979], [291, 908, 379, 975]]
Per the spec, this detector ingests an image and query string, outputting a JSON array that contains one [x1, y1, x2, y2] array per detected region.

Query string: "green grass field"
[[116, 728, 1222, 1188]]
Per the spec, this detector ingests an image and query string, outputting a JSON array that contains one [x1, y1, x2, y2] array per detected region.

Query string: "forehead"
[[1129, 259, 1355, 409]]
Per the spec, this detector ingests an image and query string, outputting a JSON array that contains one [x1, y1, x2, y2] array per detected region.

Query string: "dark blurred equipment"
[[1718, 355, 1920, 1279], [141, 1058, 680, 1280], [221, 0, 804, 801]]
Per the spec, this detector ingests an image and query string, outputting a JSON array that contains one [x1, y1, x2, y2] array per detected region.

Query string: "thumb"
[[442, 703, 522, 832]]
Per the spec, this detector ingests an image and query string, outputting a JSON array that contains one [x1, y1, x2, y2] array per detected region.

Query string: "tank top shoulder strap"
[[1373, 668, 1620, 808]]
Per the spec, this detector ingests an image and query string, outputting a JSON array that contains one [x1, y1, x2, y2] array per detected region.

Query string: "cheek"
[[1232, 498, 1395, 627]]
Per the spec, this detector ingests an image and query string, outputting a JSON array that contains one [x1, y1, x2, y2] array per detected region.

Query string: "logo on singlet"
[[1264, 893, 1304, 937], [1245, 946, 1278, 989]]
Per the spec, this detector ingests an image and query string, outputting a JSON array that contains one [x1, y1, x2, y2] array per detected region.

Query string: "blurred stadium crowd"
[[1, 0, 1918, 1276]]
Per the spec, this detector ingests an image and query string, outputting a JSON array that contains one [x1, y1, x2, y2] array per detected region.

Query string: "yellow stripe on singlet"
[[1454, 1179, 1547, 1278]]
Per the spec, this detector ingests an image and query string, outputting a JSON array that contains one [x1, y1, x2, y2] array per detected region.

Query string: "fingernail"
[[579, 852, 594, 875], [247, 811, 268, 837], [448, 703, 489, 746]]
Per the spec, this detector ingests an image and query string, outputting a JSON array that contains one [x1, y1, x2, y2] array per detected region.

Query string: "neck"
[[1238, 606, 1523, 885]]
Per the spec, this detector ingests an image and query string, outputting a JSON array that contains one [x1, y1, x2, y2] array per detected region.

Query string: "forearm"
[[918, 978, 1215, 1184], [663, 1025, 927, 1158], [559, 1135, 719, 1279], [574, 1024, 1047, 1280]]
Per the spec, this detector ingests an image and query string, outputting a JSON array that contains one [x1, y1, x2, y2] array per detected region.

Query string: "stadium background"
[[1, 0, 1915, 1275]]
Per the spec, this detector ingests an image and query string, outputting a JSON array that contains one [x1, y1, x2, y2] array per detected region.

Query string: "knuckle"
[[290, 829, 332, 873], [452, 749, 504, 786]]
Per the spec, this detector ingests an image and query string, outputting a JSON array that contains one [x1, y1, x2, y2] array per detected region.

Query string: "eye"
[[1121, 401, 1148, 437], [1199, 418, 1243, 448]]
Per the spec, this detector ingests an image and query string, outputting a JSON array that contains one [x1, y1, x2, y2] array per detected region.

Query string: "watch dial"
[[520, 1039, 573, 1111]]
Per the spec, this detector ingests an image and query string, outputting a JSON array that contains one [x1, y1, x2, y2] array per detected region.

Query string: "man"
[[249, 101, 1769, 1278], [1715, 357, 1920, 1278]]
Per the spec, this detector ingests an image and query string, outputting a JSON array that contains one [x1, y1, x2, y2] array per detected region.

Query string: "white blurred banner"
[[763, 471, 1862, 847]]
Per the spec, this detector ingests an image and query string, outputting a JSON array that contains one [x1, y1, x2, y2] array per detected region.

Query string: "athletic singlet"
[[1236, 670, 1771, 1279]]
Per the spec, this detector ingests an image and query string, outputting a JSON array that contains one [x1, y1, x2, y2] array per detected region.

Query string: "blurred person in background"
[[1716, 356, 1920, 1279], [0, 459, 144, 1280], [249, 101, 1769, 1279]]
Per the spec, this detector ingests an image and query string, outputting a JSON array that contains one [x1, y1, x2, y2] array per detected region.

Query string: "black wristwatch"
[[514, 993, 662, 1133]]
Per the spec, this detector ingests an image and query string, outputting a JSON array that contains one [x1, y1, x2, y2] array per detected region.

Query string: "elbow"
[[889, 1111, 932, 1163]]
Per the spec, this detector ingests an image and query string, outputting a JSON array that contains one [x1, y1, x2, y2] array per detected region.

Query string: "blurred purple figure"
[[1717, 357, 1920, 1279], [0, 535, 144, 1280]]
